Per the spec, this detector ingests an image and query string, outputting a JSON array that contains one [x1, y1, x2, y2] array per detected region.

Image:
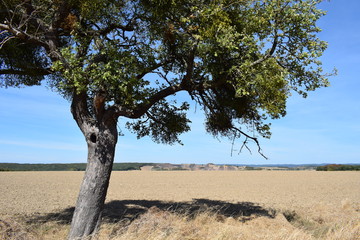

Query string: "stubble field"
[[1, 171, 359, 239]]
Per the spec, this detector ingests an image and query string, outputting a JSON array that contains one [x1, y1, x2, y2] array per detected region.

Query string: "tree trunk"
[[68, 121, 118, 240]]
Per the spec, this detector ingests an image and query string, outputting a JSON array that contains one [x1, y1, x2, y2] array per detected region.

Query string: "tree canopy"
[[1, 0, 330, 151]]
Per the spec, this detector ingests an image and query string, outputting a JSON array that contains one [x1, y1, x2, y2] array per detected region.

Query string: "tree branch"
[[250, 35, 278, 67], [0, 23, 48, 48], [0, 4, 64, 64], [180, 46, 196, 90], [97, 23, 135, 36], [232, 126, 268, 159], [22, 0, 49, 32], [93, 88, 107, 121], [136, 62, 165, 80], [71, 91, 92, 133], [123, 48, 201, 119], [129, 84, 183, 118], [0, 33, 15, 48]]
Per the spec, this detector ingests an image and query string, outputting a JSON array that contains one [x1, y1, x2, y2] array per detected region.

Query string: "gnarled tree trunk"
[[68, 123, 118, 239], [68, 92, 118, 240]]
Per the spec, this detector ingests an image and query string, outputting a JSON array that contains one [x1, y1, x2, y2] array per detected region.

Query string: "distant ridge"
[[232, 163, 360, 167], [1, 162, 359, 171]]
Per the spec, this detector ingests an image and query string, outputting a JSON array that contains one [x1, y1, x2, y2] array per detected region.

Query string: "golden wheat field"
[[1, 171, 359, 239]]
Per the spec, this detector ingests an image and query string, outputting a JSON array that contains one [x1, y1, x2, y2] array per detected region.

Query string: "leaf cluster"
[[127, 101, 191, 145]]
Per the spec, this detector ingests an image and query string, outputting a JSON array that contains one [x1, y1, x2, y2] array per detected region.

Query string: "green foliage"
[[136, 0, 332, 141], [316, 164, 360, 171], [0, 38, 50, 87], [126, 101, 191, 144], [1, 0, 333, 147]]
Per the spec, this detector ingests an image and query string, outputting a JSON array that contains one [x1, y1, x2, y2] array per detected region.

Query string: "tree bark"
[[68, 120, 118, 240]]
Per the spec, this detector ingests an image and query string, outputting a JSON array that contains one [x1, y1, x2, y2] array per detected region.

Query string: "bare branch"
[[232, 126, 268, 159], [0, 23, 48, 48], [239, 138, 253, 155], [154, 71, 172, 86], [0, 33, 15, 48]]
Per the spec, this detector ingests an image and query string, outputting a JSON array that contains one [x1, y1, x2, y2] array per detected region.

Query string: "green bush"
[[316, 164, 360, 171]]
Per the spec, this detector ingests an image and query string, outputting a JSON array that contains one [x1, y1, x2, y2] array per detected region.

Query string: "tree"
[[0, 0, 333, 239]]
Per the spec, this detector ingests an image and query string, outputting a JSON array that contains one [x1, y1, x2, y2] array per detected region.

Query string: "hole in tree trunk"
[[90, 133, 97, 143]]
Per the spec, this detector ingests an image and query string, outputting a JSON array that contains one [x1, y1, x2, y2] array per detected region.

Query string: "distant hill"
[[142, 163, 320, 171], [1, 162, 359, 172]]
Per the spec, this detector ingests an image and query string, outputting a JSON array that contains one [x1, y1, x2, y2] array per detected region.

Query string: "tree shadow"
[[27, 199, 276, 226]]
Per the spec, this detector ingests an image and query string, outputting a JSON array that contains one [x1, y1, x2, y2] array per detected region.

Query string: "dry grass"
[[1, 205, 359, 240], [0, 171, 359, 239], [104, 206, 360, 240]]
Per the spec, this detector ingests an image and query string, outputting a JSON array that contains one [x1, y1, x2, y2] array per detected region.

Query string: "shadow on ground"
[[27, 199, 276, 225]]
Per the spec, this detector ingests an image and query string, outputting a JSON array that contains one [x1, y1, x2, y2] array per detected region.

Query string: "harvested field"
[[1, 171, 359, 239]]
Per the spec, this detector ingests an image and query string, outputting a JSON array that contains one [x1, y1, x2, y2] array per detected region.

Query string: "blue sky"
[[0, 0, 359, 165]]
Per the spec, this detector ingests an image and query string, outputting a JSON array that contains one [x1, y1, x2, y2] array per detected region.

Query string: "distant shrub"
[[244, 166, 261, 171], [316, 164, 360, 171], [151, 166, 166, 171], [172, 167, 188, 171]]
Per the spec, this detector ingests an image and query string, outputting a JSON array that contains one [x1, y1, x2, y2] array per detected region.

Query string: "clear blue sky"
[[0, 1, 359, 165]]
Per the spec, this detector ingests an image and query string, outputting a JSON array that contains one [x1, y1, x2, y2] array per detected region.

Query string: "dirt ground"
[[1, 171, 359, 239], [0, 170, 359, 214]]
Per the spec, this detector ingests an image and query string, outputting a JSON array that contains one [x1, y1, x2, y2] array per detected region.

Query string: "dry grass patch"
[[0, 217, 36, 240], [97, 204, 360, 240], [0, 214, 70, 240]]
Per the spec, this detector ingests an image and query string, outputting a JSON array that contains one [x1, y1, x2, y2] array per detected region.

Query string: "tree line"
[[316, 164, 360, 171], [0, 163, 153, 171]]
